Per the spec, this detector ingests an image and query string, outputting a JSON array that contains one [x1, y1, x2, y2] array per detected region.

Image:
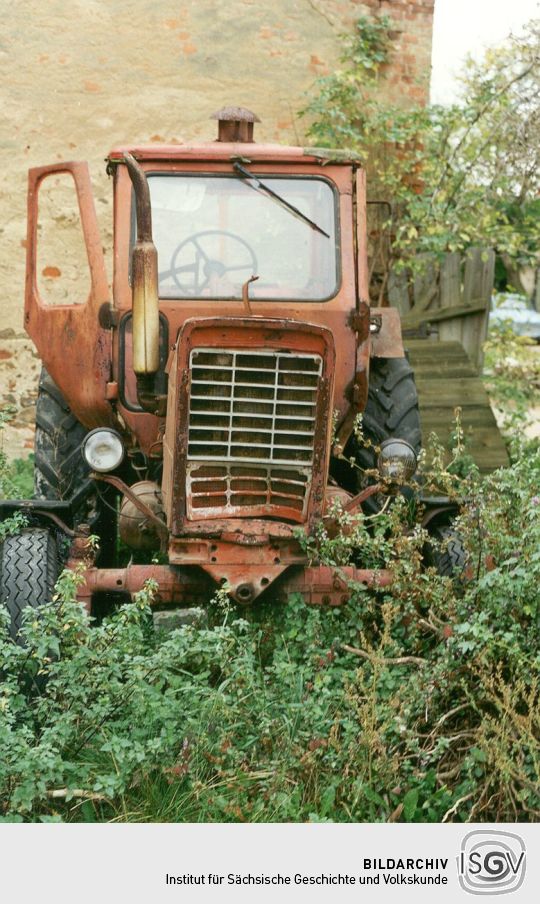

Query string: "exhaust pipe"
[[123, 153, 163, 414]]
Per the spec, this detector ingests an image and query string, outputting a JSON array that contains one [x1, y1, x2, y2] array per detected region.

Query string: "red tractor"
[[1, 107, 431, 636]]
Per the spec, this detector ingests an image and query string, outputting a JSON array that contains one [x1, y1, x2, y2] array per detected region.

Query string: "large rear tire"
[[32, 368, 117, 566], [34, 367, 89, 502], [0, 528, 59, 643], [344, 357, 422, 512]]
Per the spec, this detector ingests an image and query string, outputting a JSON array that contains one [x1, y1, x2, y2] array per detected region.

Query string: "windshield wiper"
[[232, 162, 330, 238]]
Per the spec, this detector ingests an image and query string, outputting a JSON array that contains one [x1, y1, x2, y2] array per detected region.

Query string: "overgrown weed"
[[0, 371, 539, 824], [0, 434, 538, 823], [483, 324, 540, 434]]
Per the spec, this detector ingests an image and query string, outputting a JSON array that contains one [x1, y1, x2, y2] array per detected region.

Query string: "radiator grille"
[[186, 463, 311, 519], [186, 348, 322, 520]]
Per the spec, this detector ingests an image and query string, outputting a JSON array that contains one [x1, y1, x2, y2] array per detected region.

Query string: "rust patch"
[[79, 563, 392, 610], [41, 266, 61, 278], [369, 307, 405, 358]]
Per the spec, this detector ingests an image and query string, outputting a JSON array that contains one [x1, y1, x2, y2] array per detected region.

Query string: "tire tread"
[[33, 368, 89, 500], [1, 528, 59, 641], [347, 357, 422, 478]]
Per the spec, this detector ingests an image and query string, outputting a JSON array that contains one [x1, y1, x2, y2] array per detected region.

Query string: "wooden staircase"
[[405, 339, 509, 473]]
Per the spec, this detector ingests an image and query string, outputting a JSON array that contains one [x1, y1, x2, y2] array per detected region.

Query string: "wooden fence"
[[387, 247, 495, 371]]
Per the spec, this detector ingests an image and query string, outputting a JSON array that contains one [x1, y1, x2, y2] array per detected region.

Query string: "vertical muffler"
[[123, 153, 163, 414]]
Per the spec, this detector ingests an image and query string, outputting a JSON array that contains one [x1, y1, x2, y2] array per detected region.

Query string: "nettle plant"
[[0, 420, 538, 823]]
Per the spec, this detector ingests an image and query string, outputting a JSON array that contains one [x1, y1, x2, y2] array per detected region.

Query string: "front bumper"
[[76, 563, 392, 610]]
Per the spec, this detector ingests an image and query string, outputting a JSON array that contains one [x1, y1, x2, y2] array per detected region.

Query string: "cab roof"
[[107, 142, 361, 167]]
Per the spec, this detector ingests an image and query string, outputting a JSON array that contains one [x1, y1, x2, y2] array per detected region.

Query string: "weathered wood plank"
[[388, 253, 503, 472], [408, 359, 474, 371], [411, 363, 477, 378], [416, 386, 492, 407], [420, 424, 508, 471], [421, 430, 508, 472], [419, 408, 500, 427], [423, 435, 508, 458], [438, 252, 462, 346], [405, 350, 469, 363], [404, 339, 470, 359], [401, 300, 486, 330], [406, 340, 466, 351], [406, 337, 508, 471], [461, 247, 494, 370], [412, 254, 438, 312], [388, 266, 411, 315], [463, 247, 483, 304]]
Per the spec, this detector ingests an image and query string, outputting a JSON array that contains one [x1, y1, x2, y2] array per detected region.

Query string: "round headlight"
[[83, 429, 125, 473], [377, 438, 417, 484]]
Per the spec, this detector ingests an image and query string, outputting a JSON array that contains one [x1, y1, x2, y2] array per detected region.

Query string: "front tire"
[[426, 524, 468, 579], [0, 528, 59, 643]]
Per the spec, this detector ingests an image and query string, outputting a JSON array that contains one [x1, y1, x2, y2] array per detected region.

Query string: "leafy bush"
[[0, 410, 33, 500], [0, 437, 538, 823], [301, 16, 540, 290], [4, 455, 34, 499], [0, 410, 29, 541], [483, 324, 540, 432]]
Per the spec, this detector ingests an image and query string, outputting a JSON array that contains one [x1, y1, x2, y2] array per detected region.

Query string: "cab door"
[[25, 161, 114, 428]]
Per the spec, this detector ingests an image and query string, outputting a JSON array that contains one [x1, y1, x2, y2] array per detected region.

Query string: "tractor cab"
[[2, 107, 423, 627]]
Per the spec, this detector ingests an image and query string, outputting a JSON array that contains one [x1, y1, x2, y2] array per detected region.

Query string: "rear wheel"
[[34, 367, 89, 502], [0, 528, 59, 643], [33, 367, 117, 565], [343, 357, 421, 512]]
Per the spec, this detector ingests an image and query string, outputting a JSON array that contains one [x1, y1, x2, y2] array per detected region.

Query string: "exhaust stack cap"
[[211, 106, 260, 143]]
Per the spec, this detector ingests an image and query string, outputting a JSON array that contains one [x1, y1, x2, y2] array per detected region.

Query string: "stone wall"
[[1, 0, 434, 331], [0, 0, 434, 454], [0, 1, 433, 456]]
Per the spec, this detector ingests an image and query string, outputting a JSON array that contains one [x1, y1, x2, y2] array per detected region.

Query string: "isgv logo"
[[458, 830, 526, 895]]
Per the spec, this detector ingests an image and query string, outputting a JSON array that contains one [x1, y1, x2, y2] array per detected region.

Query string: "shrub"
[[0, 435, 538, 822]]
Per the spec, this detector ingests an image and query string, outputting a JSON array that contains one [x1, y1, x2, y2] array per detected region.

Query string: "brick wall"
[[375, 0, 435, 104], [314, 1, 435, 106]]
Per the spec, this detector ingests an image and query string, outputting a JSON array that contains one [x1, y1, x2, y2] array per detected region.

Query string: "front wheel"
[[0, 528, 59, 643], [426, 524, 468, 579]]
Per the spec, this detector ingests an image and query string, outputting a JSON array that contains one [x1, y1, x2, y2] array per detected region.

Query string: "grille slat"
[[191, 379, 319, 390], [186, 347, 322, 520], [193, 364, 320, 376], [190, 398, 317, 409], [188, 441, 316, 453], [186, 463, 312, 519]]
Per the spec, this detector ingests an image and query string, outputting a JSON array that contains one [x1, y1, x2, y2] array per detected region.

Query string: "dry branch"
[[341, 644, 426, 666]]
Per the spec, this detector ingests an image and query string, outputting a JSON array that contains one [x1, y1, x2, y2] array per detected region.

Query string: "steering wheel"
[[167, 230, 258, 295]]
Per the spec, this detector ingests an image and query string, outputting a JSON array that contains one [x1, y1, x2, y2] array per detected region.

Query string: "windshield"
[[144, 174, 339, 301]]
